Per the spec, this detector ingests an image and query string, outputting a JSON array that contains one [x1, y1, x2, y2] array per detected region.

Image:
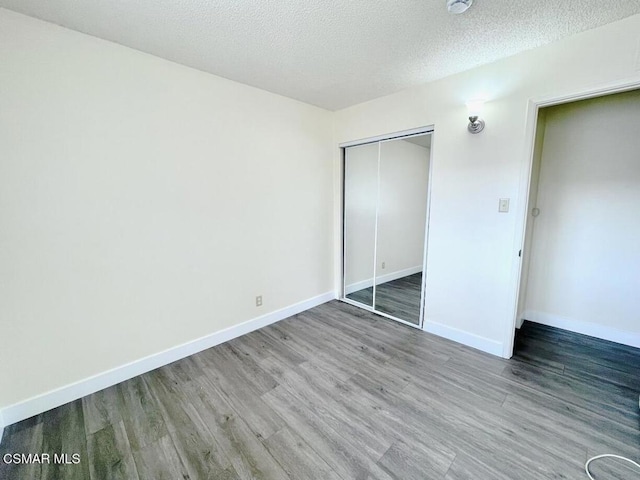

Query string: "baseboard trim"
[[0, 291, 336, 428], [345, 266, 422, 295], [423, 320, 504, 357], [523, 310, 640, 348]]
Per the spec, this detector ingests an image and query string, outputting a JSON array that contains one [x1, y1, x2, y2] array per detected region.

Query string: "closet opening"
[[340, 128, 434, 328], [512, 88, 640, 375]]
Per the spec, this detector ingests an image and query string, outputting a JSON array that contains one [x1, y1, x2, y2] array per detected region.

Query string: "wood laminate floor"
[[346, 273, 422, 325], [1, 302, 639, 479]]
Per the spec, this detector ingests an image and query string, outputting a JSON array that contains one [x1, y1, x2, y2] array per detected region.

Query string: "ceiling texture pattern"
[[2, 0, 640, 110]]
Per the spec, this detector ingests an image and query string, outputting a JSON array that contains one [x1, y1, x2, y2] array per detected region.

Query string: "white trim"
[[419, 131, 435, 329], [515, 316, 525, 329], [522, 311, 640, 349], [504, 98, 539, 358], [505, 76, 640, 359], [341, 127, 434, 332], [339, 126, 434, 148], [424, 320, 504, 357], [531, 77, 640, 109], [371, 142, 382, 309], [339, 147, 347, 301], [344, 265, 423, 295], [0, 291, 335, 429]]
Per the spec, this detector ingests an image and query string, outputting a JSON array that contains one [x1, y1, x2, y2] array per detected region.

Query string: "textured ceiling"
[[2, 1, 640, 110]]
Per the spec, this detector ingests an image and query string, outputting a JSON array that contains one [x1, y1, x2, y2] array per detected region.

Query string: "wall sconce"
[[466, 100, 485, 134]]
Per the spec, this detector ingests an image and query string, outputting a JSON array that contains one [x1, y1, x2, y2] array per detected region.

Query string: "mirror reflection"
[[343, 133, 431, 326], [344, 142, 378, 307]]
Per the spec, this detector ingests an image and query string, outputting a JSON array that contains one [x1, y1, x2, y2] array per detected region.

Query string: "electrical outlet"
[[499, 198, 510, 213], [381, 261, 386, 269], [256, 295, 263, 307]]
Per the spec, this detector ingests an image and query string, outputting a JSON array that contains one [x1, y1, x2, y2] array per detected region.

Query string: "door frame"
[[504, 76, 640, 358], [339, 125, 435, 329]]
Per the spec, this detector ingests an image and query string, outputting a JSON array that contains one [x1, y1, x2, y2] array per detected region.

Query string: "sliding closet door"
[[343, 142, 378, 307], [374, 136, 430, 325], [342, 131, 432, 327]]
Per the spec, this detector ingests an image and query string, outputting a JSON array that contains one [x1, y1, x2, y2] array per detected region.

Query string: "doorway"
[[340, 129, 433, 327], [514, 88, 640, 351]]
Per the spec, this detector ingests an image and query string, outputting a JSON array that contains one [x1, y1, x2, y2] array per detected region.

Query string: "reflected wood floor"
[[1, 302, 639, 479], [346, 273, 422, 325]]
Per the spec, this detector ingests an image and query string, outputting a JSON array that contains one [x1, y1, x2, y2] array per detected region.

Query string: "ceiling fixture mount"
[[447, 0, 474, 14]]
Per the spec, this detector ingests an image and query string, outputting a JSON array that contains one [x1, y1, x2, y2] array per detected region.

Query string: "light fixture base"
[[447, 0, 474, 14], [468, 116, 485, 134]]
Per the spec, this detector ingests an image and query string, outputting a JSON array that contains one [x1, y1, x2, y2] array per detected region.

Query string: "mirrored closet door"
[[343, 131, 432, 327]]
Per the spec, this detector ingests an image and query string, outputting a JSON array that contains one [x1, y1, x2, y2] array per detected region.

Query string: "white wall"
[[344, 143, 378, 287], [344, 139, 429, 289], [334, 14, 640, 356], [377, 140, 429, 278], [523, 89, 640, 345], [0, 9, 334, 414]]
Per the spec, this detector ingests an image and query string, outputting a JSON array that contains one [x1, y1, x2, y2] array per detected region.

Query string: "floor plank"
[[82, 385, 124, 436], [131, 435, 188, 480], [118, 376, 168, 452], [262, 383, 382, 479], [0, 418, 44, 480], [86, 421, 139, 480], [263, 427, 342, 480], [144, 369, 236, 479], [39, 401, 90, 480], [375, 439, 455, 480], [184, 374, 290, 480]]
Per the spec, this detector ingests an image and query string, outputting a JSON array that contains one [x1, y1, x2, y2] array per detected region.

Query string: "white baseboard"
[[515, 315, 525, 329], [345, 266, 422, 295], [523, 310, 640, 349], [0, 291, 336, 429], [423, 320, 504, 357]]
